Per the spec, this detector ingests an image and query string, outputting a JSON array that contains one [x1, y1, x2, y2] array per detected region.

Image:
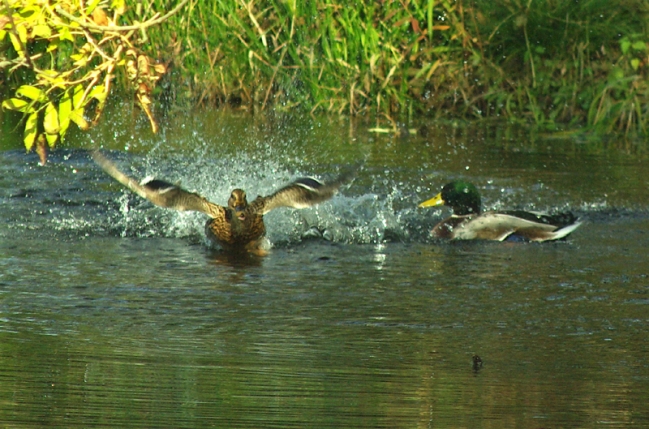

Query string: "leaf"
[[86, 0, 102, 15], [46, 132, 58, 148], [70, 109, 89, 130], [59, 26, 73, 42], [72, 55, 88, 67], [36, 69, 60, 85], [24, 111, 38, 152], [44, 102, 60, 135], [72, 84, 85, 109], [632, 41, 646, 51], [154, 63, 166, 74], [59, 90, 72, 138], [88, 84, 107, 102], [92, 8, 109, 26], [47, 40, 59, 52], [631, 58, 640, 71], [32, 24, 52, 38], [620, 37, 631, 54], [9, 32, 24, 55], [2, 98, 31, 112], [111, 0, 126, 14], [17, 85, 44, 101], [17, 23, 28, 46]]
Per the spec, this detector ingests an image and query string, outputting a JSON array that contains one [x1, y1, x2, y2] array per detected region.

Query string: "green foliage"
[[467, 0, 649, 133], [4, 0, 649, 145], [0, 0, 178, 161], [136, 0, 649, 133], [143, 0, 467, 121]]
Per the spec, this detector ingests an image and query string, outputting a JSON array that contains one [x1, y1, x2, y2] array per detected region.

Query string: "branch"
[[2, 0, 35, 69], [53, 0, 189, 32]]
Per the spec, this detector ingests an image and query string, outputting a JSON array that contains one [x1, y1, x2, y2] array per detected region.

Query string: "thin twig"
[[2, 0, 35, 69], [53, 0, 189, 32]]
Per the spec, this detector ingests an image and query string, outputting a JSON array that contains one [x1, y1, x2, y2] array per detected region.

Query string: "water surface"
[[1, 109, 649, 428]]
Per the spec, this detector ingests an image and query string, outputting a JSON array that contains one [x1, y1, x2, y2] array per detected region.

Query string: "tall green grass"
[[139, 0, 649, 133]]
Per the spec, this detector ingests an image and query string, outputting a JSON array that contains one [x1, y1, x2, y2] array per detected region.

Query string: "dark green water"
[[1, 109, 649, 428]]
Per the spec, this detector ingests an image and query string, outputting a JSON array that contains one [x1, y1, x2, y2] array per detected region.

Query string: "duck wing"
[[500, 210, 578, 227], [247, 168, 355, 215], [454, 211, 581, 242], [91, 150, 225, 219]]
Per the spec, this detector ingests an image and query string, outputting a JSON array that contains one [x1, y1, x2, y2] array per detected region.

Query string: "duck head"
[[419, 180, 482, 216], [228, 189, 248, 221]]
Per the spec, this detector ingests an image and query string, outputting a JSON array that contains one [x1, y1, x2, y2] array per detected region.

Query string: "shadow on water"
[[2, 109, 649, 428], [207, 247, 264, 269]]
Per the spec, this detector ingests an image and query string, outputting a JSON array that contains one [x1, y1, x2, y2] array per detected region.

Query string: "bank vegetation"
[[2, 0, 649, 158]]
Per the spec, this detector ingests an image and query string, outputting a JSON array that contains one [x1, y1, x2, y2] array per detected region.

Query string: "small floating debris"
[[368, 127, 417, 136], [472, 354, 483, 372]]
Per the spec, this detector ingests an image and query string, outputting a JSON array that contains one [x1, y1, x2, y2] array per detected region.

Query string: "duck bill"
[[418, 192, 445, 208], [235, 207, 246, 221]]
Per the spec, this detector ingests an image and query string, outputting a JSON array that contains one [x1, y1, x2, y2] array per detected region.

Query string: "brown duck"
[[92, 151, 354, 255]]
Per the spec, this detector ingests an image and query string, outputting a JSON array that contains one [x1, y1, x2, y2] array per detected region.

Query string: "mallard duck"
[[92, 151, 354, 255], [418, 180, 582, 242]]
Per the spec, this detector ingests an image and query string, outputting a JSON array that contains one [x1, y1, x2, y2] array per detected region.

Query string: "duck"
[[418, 180, 582, 242], [92, 150, 354, 255]]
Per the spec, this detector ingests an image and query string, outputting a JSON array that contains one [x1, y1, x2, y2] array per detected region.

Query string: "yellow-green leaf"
[[71, 54, 88, 67], [70, 109, 89, 130], [88, 85, 107, 102], [18, 5, 40, 20], [86, 0, 102, 15], [46, 132, 58, 148], [47, 41, 59, 53], [17, 23, 28, 46], [44, 102, 60, 135], [17, 85, 44, 101], [59, 91, 72, 138], [59, 26, 73, 42], [2, 98, 31, 112], [72, 84, 85, 109], [36, 69, 60, 85], [111, 0, 126, 15], [24, 111, 38, 152], [32, 24, 52, 38], [631, 58, 640, 71], [9, 32, 24, 55]]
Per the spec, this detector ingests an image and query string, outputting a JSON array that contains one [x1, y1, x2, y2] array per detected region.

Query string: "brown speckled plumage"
[[92, 151, 353, 255]]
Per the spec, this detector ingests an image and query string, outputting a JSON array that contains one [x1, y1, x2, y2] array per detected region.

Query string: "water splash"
[[82, 150, 417, 246]]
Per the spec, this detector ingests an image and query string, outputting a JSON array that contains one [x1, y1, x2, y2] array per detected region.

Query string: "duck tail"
[[549, 220, 583, 240]]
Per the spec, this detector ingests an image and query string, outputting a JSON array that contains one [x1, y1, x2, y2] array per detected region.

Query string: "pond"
[[1, 107, 649, 428]]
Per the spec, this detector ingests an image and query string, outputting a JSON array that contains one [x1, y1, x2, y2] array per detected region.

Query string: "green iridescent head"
[[419, 180, 481, 216]]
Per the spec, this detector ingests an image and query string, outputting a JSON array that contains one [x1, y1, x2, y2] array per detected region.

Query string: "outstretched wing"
[[91, 150, 225, 218], [247, 167, 356, 215]]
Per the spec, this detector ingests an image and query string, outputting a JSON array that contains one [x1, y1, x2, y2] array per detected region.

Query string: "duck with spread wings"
[[92, 151, 355, 255]]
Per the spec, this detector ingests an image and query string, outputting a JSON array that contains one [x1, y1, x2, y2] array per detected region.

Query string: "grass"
[[6, 0, 648, 134]]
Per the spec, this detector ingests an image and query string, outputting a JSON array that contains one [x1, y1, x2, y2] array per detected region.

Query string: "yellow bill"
[[418, 192, 445, 208]]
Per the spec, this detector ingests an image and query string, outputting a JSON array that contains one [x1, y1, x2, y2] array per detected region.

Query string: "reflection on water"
[[2, 111, 649, 428]]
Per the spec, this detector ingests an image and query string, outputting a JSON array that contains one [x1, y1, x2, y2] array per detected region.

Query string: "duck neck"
[[454, 205, 481, 216]]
